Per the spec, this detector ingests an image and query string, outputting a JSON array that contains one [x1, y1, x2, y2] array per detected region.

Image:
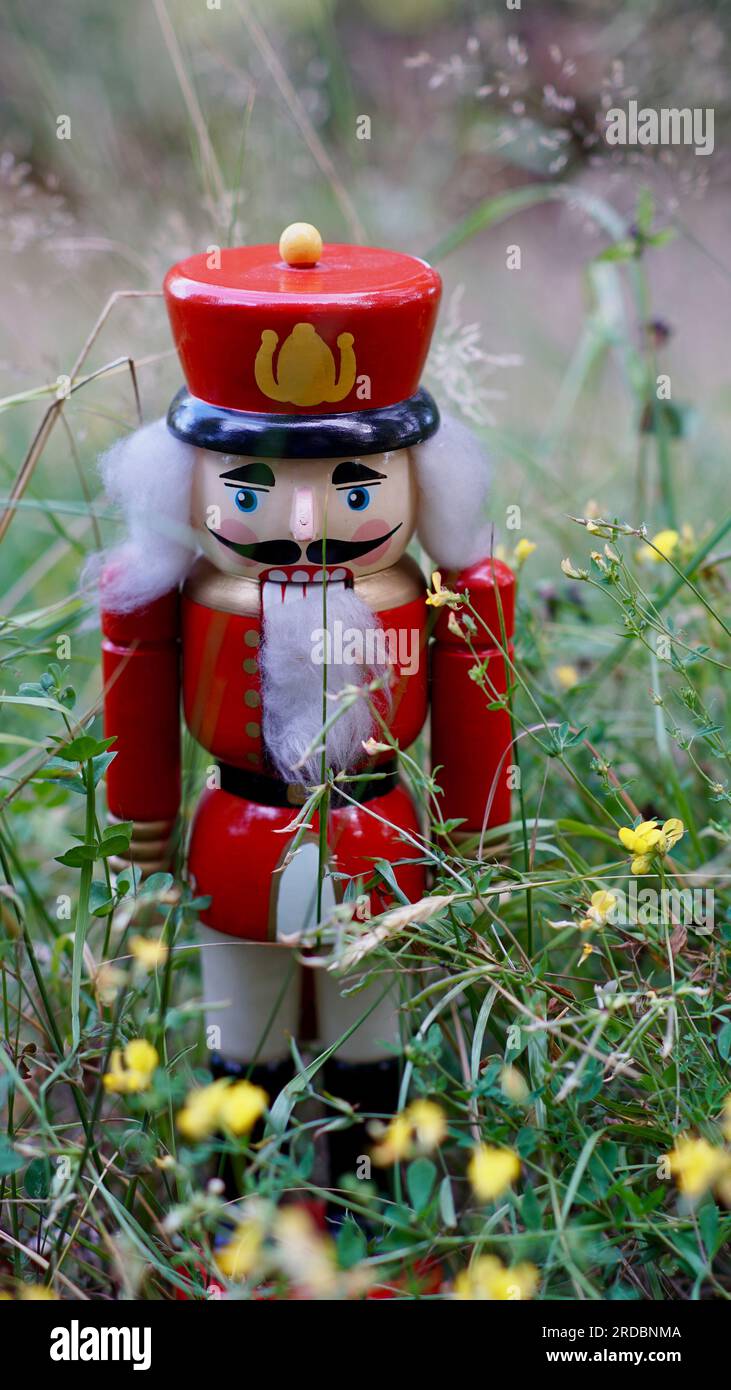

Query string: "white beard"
[[259, 580, 387, 786]]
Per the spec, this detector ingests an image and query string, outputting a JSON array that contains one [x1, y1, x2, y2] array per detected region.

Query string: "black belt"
[[220, 759, 399, 807]]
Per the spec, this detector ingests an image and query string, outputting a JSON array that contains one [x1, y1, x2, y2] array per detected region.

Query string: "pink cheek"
[[218, 519, 258, 544], [350, 516, 394, 565]]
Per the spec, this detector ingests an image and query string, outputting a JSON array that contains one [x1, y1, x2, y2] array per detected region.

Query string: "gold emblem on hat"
[[254, 322, 356, 407]]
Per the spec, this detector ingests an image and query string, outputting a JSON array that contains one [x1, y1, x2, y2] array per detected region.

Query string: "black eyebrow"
[[220, 461, 276, 486], [331, 460, 386, 485]]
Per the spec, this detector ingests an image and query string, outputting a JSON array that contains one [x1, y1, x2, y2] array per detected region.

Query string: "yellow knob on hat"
[[279, 222, 323, 268]]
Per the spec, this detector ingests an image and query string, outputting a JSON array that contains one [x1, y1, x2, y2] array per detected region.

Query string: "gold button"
[[279, 222, 322, 267], [243, 657, 258, 675], [244, 689, 261, 708], [244, 629, 260, 648], [246, 721, 261, 739], [247, 752, 259, 765]]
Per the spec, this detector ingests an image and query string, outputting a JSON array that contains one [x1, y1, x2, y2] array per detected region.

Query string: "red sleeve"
[[430, 558, 515, 836], [101, 590, 181, 823]]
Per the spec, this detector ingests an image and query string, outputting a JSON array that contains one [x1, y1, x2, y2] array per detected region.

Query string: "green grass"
[[1, 0, 731, 1301]]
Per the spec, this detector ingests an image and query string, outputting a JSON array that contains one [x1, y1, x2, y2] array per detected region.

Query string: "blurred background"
[[1, 0, 730, 774]]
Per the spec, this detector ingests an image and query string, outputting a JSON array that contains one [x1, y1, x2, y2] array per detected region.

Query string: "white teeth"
[[267, 569, 288, 583], [291, 570, 310, 583], [310, 571, 346, 587]]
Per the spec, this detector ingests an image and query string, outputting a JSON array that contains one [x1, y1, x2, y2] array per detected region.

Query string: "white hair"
[[86, 417, 197, 613], [260, 581, 384, 785], [89, 411, 491, 612], [412, 411, 492, 569]]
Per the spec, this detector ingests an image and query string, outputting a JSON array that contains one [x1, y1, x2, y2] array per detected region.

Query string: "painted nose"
[[290, 487, 316, 542]]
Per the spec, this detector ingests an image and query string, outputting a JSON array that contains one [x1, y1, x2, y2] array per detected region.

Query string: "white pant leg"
[[199, 928, 300, 1064], [315, 969, 401, 1062]]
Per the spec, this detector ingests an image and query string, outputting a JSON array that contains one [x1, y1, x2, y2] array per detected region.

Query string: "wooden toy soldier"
[[96, 221, 514, 1186]]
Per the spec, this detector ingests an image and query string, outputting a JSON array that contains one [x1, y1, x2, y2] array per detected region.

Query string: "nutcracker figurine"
[[97, 222, 514, 1186]]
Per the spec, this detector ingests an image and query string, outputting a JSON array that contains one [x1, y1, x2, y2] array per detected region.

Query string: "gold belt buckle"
[[286, 782, 308, 806]]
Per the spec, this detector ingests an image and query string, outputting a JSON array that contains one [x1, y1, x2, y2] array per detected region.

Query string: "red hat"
[[164, 223, 441, 458]]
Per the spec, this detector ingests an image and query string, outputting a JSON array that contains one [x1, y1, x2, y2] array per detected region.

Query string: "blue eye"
[[234, 488, 259, 513], [346, 486, 370, 511]]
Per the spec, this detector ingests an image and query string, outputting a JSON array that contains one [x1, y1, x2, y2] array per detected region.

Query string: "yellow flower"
[[721, 1095, 731, 1144], [618, 819, 663, 856], [177, 1078, 269, 1141], [667, 1135, 731, 1198], [618, 818, 684, 874], [641, 525, 696, 566], [579, 942, 594, 963], [216, 1217, 265, 1281], [372, 1113, 412, 1166], [19, 1284, 58, 1300], [425, 571, 461, 609], [130, 935, 169, 970], [662, 818, 685, 849], [372, 1099, 447, 1166], [554, 664, 579, 691], [94, 962, 126, 1005], [513, 538, 536, 565], [468, 1144, 521, 1202], [218, 1081, 268, 1136], [580, 889, 617, 930], [273, 1206, 338, 1296], [500, 1065, 529, 1104], [642, 528, 679, 563], [408, 1099, 448, 1150], [103, 1038, 159, 1094], [454, 1255, 538, 1301], [177, 1080, 228, 1141]]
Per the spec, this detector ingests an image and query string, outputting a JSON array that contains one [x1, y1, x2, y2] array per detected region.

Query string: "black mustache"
[[209, 523, 402, 567], [209, 532, 302, 565], [305, 524, 402, 564]]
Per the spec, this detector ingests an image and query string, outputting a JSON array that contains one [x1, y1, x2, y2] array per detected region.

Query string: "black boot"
[[322, 1057, 401, 1207], [210, 1052, 295, 1095]]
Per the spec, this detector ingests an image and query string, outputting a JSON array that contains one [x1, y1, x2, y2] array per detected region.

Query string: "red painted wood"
[[431, 559, 515, 835], [101, 592, 181, 822], [188, 781, 425, 941], [164, 242, 441, 414], [181, 589, 429, 773]]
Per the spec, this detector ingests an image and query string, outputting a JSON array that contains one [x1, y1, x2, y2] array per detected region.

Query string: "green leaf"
[[140, 872, 174, 896], [101, 821, 132, 843], [97, 836, 131, 860], [0, 1139, 24, 1176], [56, 735, 116, 763], [595, 240, 638, 263], [717, 1021, 731, 1061], [439, 1175, 457, 1228], [699, 1201, 720, 1256], [89, 880, 116, 917], [647, 228, 676, 249], [336, 1218, 367, 1270], [520, 1185, 543, 1229], [55, 843, 97, 868], [635, 187, 654, 235], [24, 1157, 52, 1199], [91, 752, 116, 786], [406, 1157, 437, 1213], [516, 1125, 539, 1157]]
